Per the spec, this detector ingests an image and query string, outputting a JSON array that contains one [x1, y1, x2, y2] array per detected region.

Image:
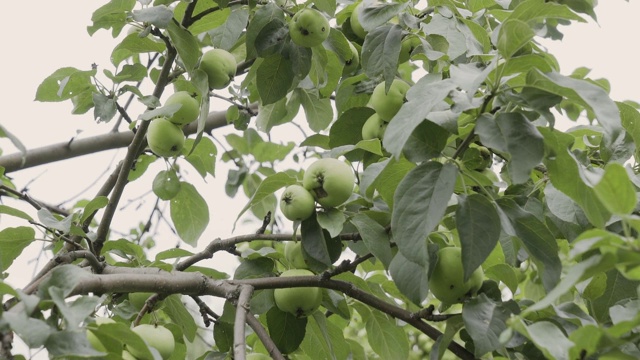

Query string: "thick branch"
[[233, 285, 254, 360], [0, 104, 256, 174]]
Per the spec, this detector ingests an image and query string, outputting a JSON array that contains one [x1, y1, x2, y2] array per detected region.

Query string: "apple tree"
[[1, 0, 640, 359]]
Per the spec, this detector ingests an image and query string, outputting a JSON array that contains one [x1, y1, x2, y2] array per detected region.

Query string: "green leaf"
[[267, 307, 308, 354], [508, 0, 585, 24], [38, 264, 91, 299], [257, 54, 295, 106], [391, 161, 457, 265], [253, 141, 295, 163], [0, 205, 33, 222], [298, 89, 334, 132], [462, 293, 512, 357], [132, 6, 173, 28], [80, 196, 109, 223], [255, 94, 301, 133], [49, 288, 101, 329], [497, 199, 561, 291], [170, 182, 209, 246], [167, 21, 201, 73], [589, 269, 640, 323], [245, 3, 285, 59], [475, 113, 544, 184], [361, 24, 403, 85], [45, 330, 105, 358], [234, 172, 296, 228], [366, 157, 415, 209], [527, 70, 623, 148], [456, 194, 501, 281], [316, 208, 346, 238], [593, 163, 637, 215], [539, 127, 611, 227], [163, 294, 198, 342], [35, 67, 96, 102], [87, 0, 136, 36], [208, 8, 248, 50], [0, 226, 34, 273], [365, 310, 410, 360], [110, 33, 166, 66], [188, 7, 231, 35], [301, 214, 333, 267], [3, 312, 53, 348], [184, 137, 218, 178], [328, 107, 375, 148], [383, 76, 457, 158], [519, 320, 574, 360], [497, 19, 534, 59], [388, 251, 429, 305], [350, 214, 393, 268]]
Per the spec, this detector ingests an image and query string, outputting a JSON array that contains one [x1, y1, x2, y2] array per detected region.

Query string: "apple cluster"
[[362, 79, 411, 142], [279, 158, 356, 222]]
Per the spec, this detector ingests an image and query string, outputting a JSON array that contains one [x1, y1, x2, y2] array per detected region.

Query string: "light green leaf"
[[497, 19, 534, 59], [365, 310, 410, 360], [35, 67, 96, 102], [167, 21, 201, 73], [170, 182, 209, 246], [209, 8, 249, 50], [235, 172, 296, 228], [298, 89, 334, 132], [80, 196, 109, 223], [593, 163, 637, 215], [0, 227, 35, 272], [184, 137, 218, 178], [361, 24, 403, 85], [0, 205, 33, 222]]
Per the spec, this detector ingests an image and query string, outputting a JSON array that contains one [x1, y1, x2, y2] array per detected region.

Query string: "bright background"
[[1, 1, 639, 358]]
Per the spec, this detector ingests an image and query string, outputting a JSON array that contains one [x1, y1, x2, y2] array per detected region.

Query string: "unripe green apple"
[[428, 247, 484, 304], [289, 8, 330, 48], [284, 241, 308, 269], [361, 113, 387, 140], [200, 49, 237, 90], [247, 354, 272, 360], [147, 118, 185, 158], [128, 292, 163, 310], [398, 35, 421, 64], [128, 324, 175, 360], [87, 317, 116, 352], [152, 170, 181, 200], [350, 3, 367, 39], [165, 91, 199, 126], [274, 269, 322, 317], [343, 41, 360, 76], [368, 79, 411, 121], [280, 185, 316, 221], [302, 158, 355, 208]]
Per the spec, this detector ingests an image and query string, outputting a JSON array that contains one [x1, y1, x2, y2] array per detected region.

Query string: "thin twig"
[[245, 311, 285, 360]]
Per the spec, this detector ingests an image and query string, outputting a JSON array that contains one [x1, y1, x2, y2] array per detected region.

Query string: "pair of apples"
[[87, 318, 175, 359], [273, 241, 322, 318], [280, 158, 356, 222]]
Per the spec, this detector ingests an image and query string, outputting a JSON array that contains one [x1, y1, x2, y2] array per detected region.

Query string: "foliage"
[[1, 0, 640, 359]]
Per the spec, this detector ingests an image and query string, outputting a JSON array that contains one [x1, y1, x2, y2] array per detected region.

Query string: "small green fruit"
[[165, 91, 199, 125], [428, 247, 484, 304], [343, 42, 360, 76], [302, 158, 355, 208], [147, 118, 185, 158], [87, 317, 116, 352], [368, 79, 411, 121], [361, 113, 387, 140], [280, 185, 316, 221], [398, 35, 421, 64], [129, 324, 175, 360], [274, 269, 322, 317], [284, 241, 308, 269], [128, 292, 162, 310], [152, 170, 181, 200], [200, 49, 237, 90], [289, 8, 330, 48], [350, 3, 367, 39]]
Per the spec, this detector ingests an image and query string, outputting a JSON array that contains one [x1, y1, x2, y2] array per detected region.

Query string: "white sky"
[[1, 1, 639, 358]]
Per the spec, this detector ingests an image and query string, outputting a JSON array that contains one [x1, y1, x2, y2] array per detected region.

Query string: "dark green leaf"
[[111, 33, 166, 66], [164, 294, 198, 341], [589, 269, 640, 323], [389, 251, 429, 305], [298, 89, 334, 132], [391, 161, 457, 265], [350, 214, 393, 268], [257, 54, 295, 106], [246, 4, 285, 58], [361, 24, 403, 85], [170, 182, 209, 246], [209, 8, 249, 50], [267, 307, 308, 354], [462, 294, 512, 357], [456, 194, 501, 281]]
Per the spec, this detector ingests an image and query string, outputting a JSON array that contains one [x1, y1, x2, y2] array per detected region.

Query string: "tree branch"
[[245, 311, 285, 360], [0, 103, 257, 174], [233, 285, 254, 360]]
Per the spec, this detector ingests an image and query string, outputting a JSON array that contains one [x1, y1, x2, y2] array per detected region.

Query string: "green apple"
[[165, 91, 199, 126], [302, 158, 355, 208], [280, 184, 316, 221], [152, 170, 181, 200], [128, 292, 163, 310], [87, 317, 116, 352], [428, 247, 484, 304], [289, 8, 330, 48], [147, 117, 185, 158], [350, 3, 367, 39], [200, 48, 237, 90], [122, 350, 137, 360], [284, 241, 308, 269], [129, 324, 175, 360], [368, 79, 411, 121], [343, 41, 360, 76], [247, 354, 272, 360], [274, 269, 322, 317], [361, 113, 387, 140], [398, 35, 421, 64]]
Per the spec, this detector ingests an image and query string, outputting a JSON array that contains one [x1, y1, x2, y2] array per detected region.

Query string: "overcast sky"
[[1, 1, 639, 357]]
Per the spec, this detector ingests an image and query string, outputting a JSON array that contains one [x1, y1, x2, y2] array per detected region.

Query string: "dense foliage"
[[1, 0, 640, 359]]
